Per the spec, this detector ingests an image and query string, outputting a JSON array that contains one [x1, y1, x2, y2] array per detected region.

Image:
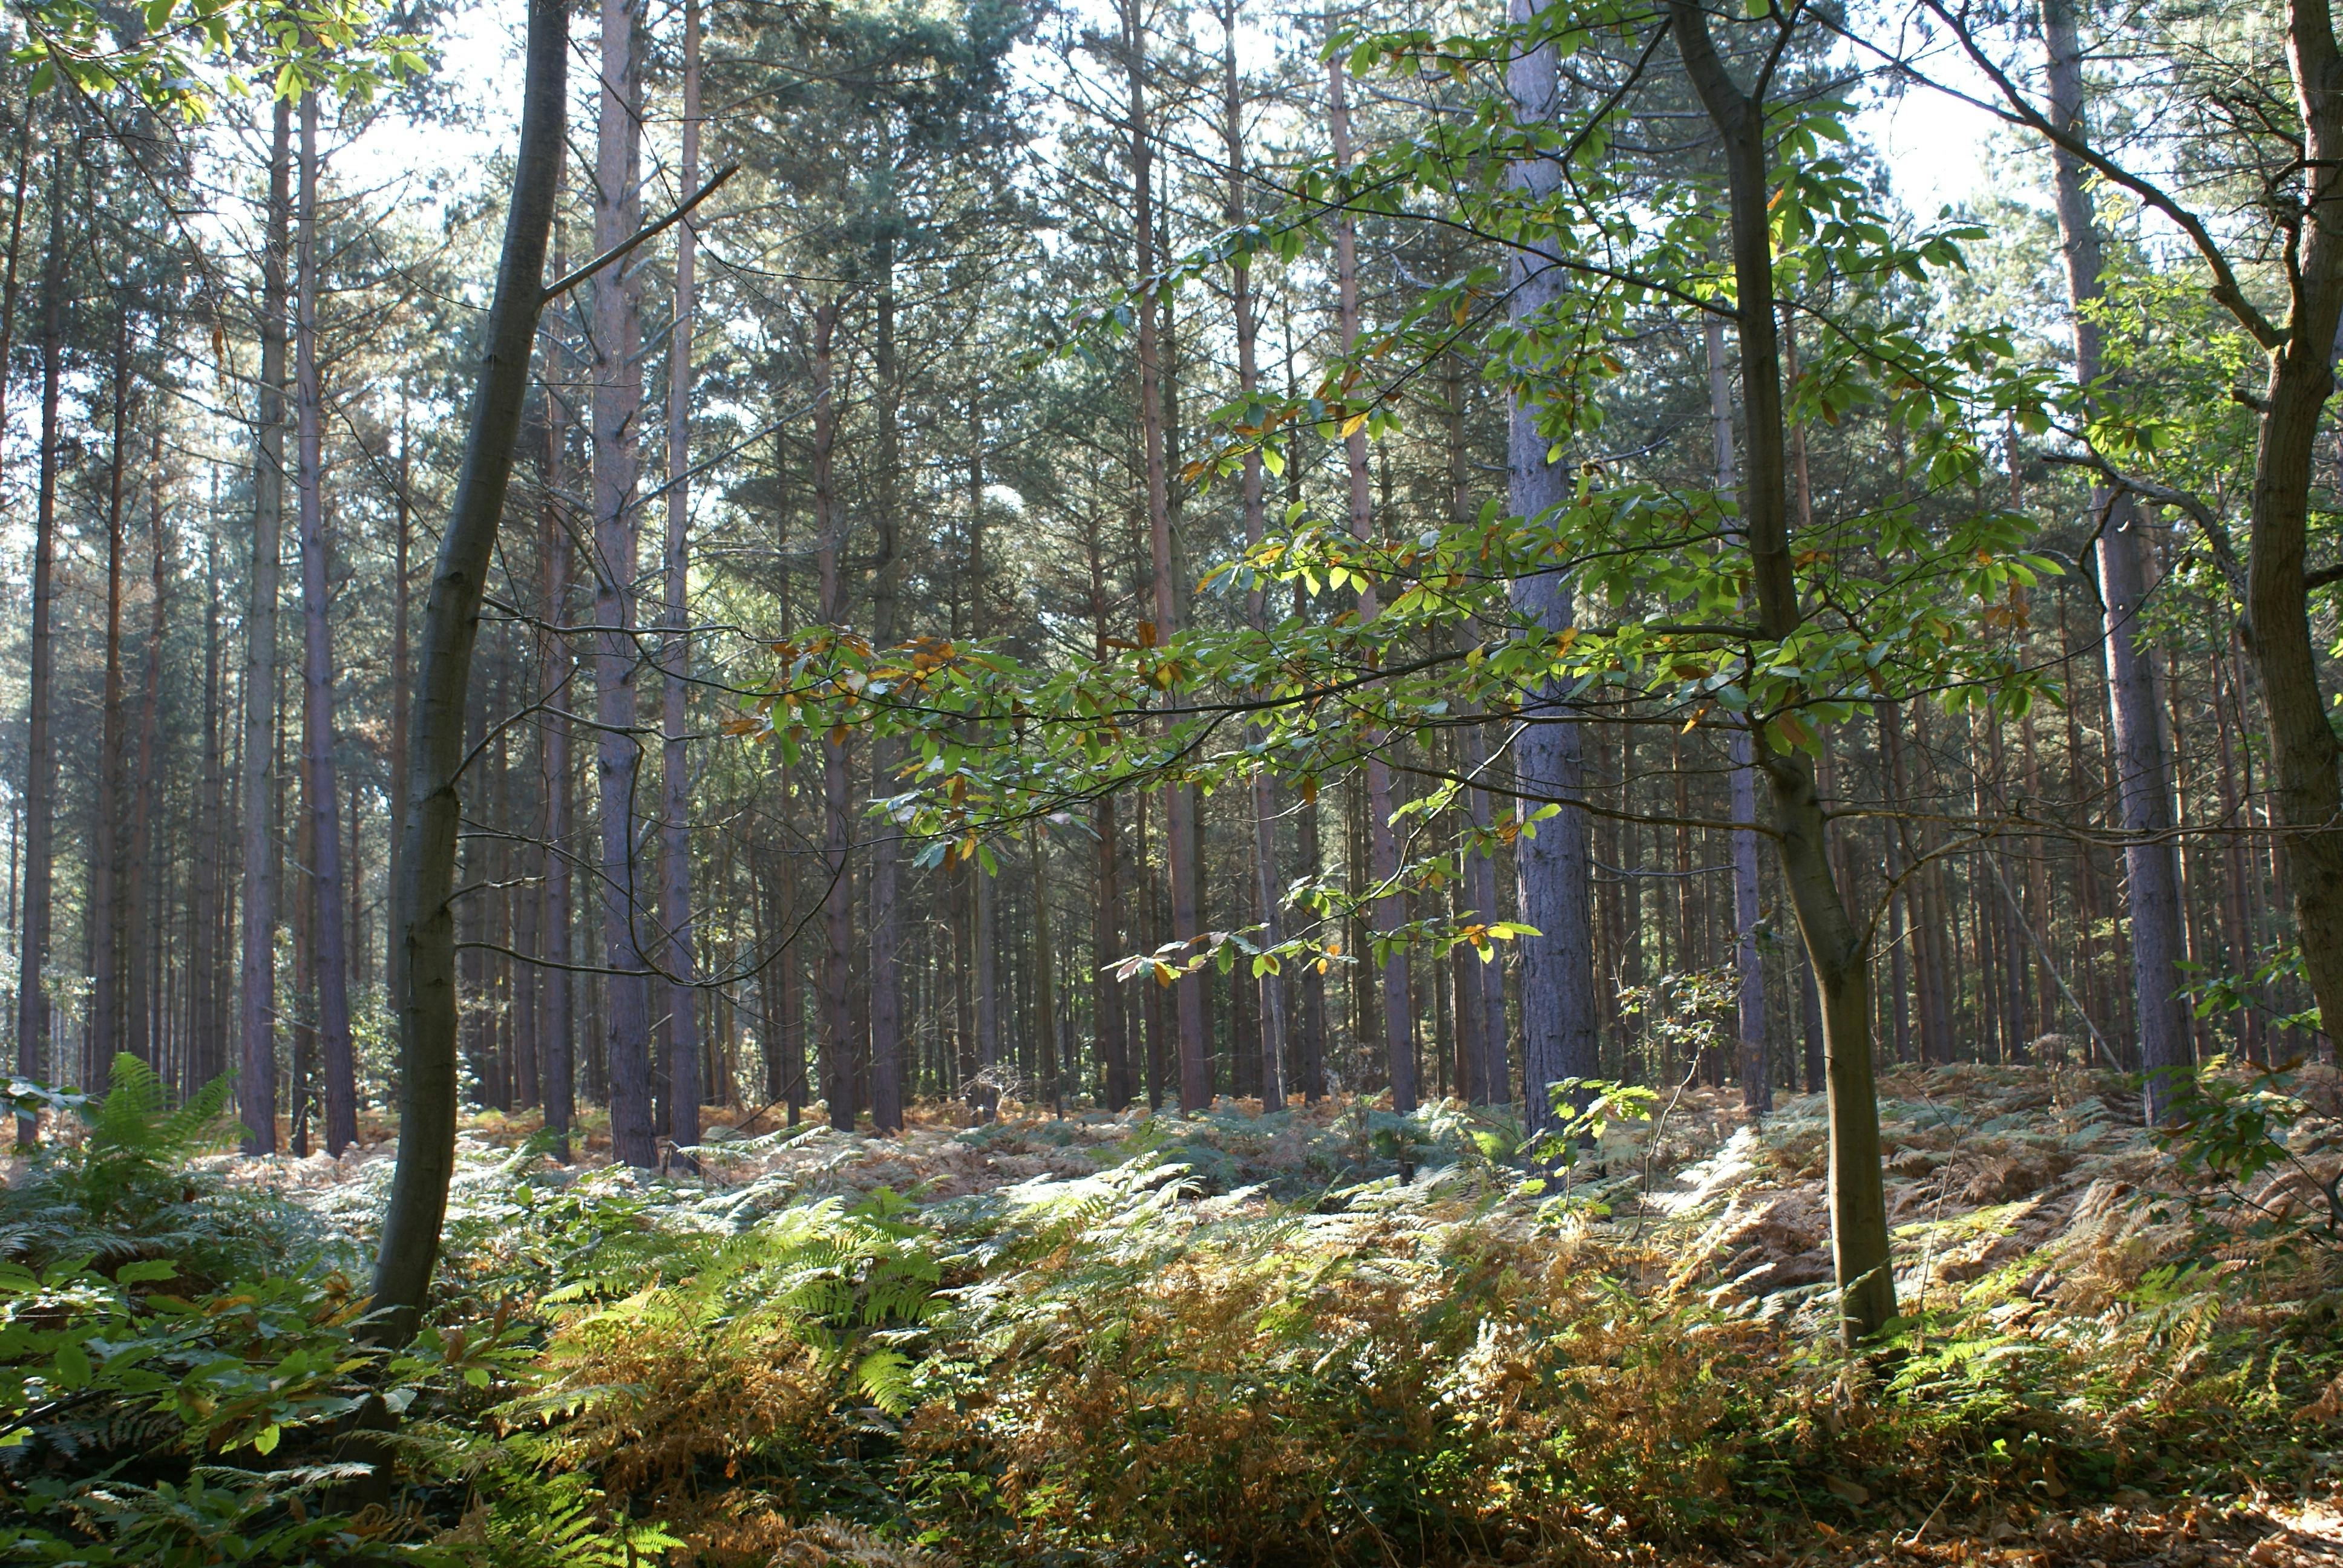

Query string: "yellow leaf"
[[1340, 411, 1368, 439]]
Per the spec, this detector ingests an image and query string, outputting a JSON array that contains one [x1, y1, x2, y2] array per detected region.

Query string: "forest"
[[0, 0, 2335, 1558]]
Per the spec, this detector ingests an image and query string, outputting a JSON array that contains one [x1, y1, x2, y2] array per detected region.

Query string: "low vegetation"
[[2, 1054, 2336, 1565]]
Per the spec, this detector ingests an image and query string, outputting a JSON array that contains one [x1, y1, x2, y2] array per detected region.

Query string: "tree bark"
[[1507, 0, 1598, 1133], [810, 301, 857, 1131], [1123, 0, 1207, 1112], [1706, 315, 1769, 1114], [373, 0, 568, 1338], [867, 250, 905, 1135], [91, 307, 131, 1088], [2039, 0, 2191, 1111], [592, 0, 655, 1166], [127, 429, 168, 1071], [1671, 0, 1895, 1342], [1223, 0, 1286, 1110], [1328, 44, 1417, 1115], [660, 0, 704, 1160], [293, 88, 356, 1156], [239, 99, 293, 1154]]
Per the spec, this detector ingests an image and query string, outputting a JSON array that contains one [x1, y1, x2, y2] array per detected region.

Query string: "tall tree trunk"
[[192, 537, 224, 1088], [373, 0, 568, 1338], [1123, 0, 1206, 1111], [1671, 0, 1896, 1342], [1506, 0, 1598, 1132], [660, 0, 703, 1159], [1328, 44, 1415, 1114], [1222, 0, 1286, 1109], [810, 301, 857, 1131], [539, 214, 575, 1157], [867, 247, 905, 1135], [2039, 0, 2191, 1110], [592, 0, 655, 1166], [127, 430, 168, 1070], [387, 396, 411, 1018], [295, 88, 356, 1156], [965, 396, 1000, 1120], [1030, 826, 1060, 1114], [1706, 315, 1769, 1114], [92, 307, 131, 1085], [16, 147, 61, 1127], [240, 99, 293, 1154]]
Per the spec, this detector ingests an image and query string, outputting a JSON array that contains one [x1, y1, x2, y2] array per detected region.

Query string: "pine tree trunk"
[[292, 89, 356, 1155], [373, 0, 568, 1337], [591, 0, 655, 1166], [1223, 0, 1286, 1109], [92, 308, 131, 1087], [127, 430, 168, 1071], [661, 0, 704, 1158], [810, 301, 857, 1131], [240, 100, 293, 1154], [867, 250, 905, 1135], [1506, 0, 1598, 1132]]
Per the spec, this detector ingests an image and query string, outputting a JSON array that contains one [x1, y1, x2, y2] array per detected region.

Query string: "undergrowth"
[[1, 1059, 2336, 1565]]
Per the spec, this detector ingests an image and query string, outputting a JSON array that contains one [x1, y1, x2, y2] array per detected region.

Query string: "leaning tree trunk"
[[591, 0, 655, 1167], [240, 99, 293, 1154], [372, 0, 568, 1341], [295, 87, 357, 1155], [1671, 0, 1895, 1344], [1507, 0, 1599, 1133], [16, 148, 65, 1137], [2234, 0, 2343, 1056], [660, 0, 703, 1158], [2039, 0, 2189, 1114]]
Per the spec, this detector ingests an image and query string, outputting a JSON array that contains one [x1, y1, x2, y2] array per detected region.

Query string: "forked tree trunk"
[[2033, 0, 2188, 1111], [295, 88, 356, 1156], [240, 99, 293, 1154], [592, 0, 655, 1166], [1671, 0, 1895, 1343], [660, 0, 704, 1158], [372, 0, 568, 1339], [1507, 0, 1598, 1133], [1328, 44, 1417, 1114]]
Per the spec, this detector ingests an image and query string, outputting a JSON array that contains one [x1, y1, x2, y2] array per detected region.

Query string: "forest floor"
[[29, 1059, 2343, 1566]]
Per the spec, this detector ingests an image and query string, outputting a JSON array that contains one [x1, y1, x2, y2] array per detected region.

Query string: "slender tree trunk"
[[91, 308, 131, 1085], [867, 250, 905, 1135], [591, 0, 655, 1165], [373, 0, 568, 1337], [537, 218, 575, 1157], [1123, 0, 1207, 1111], [240, 100, 293, 1154], [1030, 826, 1060, 1115], [192, 538, 224, 1088], [2036, 0, 2192, 1108], [1328, 45, 1416, 1115], [127, 429, 168, 1070], [810, 301, 857, 1131], [1672, 0, 1895, 1341], [292, 89, 356, 1155], [1221, 0, 1286, 1109], [1506, 0, 1598, 1132], [660, 0, 704, 1159], [19, 146, 66, 1132]]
